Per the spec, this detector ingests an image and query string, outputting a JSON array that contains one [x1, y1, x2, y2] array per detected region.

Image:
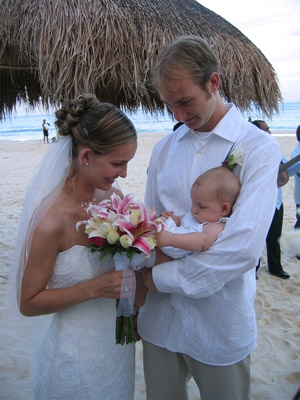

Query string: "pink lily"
[[87, 204, 110, 219], [111, 193, 134, 214], [132, 236, 152, 255]]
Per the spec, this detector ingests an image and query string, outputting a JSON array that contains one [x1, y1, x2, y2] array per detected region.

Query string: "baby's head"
[[190, 167, 241, 223]]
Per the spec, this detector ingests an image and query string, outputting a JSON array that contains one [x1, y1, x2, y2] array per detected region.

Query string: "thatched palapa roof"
[[0, 0, 282, 120]]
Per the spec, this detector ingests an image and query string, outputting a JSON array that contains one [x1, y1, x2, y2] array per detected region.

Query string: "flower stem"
[[115, 300, 136, 345]]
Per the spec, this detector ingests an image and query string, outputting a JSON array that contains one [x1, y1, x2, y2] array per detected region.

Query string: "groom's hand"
[[142, 268, 159, 293]]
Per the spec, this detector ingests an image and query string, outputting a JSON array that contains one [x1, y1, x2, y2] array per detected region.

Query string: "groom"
[[138, 35, 281, 399]]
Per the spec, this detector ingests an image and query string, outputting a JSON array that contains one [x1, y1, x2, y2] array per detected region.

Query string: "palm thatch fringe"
[[0, 0, 282, 120]]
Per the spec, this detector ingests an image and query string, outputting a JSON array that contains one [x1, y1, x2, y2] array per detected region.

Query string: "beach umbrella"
[[0, 0, 282, 120]]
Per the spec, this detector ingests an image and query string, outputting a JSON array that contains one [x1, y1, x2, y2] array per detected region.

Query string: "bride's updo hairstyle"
[[55, 94, 137, 157]]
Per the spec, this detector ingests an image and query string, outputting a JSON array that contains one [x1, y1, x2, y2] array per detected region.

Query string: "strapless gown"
[[35, 245, 135, 400]]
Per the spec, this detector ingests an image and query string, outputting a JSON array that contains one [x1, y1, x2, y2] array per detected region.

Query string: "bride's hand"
[[92, 269, 134, 299]]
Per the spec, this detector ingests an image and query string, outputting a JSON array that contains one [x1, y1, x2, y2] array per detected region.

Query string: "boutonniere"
[[222, 145, 243, 171]]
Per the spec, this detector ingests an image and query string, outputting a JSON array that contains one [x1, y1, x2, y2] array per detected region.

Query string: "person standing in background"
[[252, 120, 300, 278], [42, 119, 50, 143], [291, 125, 300, 230], [251, 119, 270, 133], [291, 125, 300, 261]]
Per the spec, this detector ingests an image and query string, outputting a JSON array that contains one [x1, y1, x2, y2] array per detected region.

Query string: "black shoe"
[[270, 270, 290, 279]]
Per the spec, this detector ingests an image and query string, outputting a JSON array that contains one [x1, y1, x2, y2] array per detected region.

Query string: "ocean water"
[[0, 102, 299, 143], [245, 102, 299, 132]]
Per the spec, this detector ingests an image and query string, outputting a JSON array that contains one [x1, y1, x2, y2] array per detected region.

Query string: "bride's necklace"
[[62, 185, 96, 210]]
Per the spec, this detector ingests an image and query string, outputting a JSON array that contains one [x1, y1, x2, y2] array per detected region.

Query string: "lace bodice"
[[47, 245, 111, 288]]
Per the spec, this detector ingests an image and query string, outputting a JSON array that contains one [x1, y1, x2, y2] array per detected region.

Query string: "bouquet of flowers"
[[76, 192, 165, 345]]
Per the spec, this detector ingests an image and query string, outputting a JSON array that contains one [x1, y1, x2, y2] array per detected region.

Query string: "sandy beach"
[[0, 132, 299, 399]]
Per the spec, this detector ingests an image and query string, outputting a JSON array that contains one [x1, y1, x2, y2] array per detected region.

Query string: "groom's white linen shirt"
[[139, 105, 282, 366]]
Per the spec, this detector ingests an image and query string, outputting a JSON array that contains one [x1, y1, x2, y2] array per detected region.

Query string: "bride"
[[8, 94, 138, 399]]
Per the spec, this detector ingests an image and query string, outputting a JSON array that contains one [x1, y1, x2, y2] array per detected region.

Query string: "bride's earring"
[[85, 162, 89, 166]]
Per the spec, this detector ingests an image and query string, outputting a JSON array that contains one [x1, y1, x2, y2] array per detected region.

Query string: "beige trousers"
[[142, 340, 251, 400]]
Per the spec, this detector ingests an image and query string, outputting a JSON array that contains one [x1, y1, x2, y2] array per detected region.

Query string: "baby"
[[158, 166, 241, 259]]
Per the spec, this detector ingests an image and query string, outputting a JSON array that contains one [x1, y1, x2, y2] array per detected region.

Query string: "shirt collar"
[[178, 104, 241, 145]]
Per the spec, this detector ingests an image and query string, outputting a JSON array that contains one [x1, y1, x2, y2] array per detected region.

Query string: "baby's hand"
[[161, 210, 175, 219], [157, 230, 173, 248], [161, 210, 182, 227]]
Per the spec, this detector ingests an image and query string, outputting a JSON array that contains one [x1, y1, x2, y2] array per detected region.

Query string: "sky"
[[198, 0, 300, 103]]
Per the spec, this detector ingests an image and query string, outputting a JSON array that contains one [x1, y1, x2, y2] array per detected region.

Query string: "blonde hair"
[[55, 94, 137, 157], [152, 35, 219, 93], [193, 167, 241, 207]]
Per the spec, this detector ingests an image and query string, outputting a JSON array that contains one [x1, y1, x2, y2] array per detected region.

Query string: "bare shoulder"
[[34, 205, 65, 242]]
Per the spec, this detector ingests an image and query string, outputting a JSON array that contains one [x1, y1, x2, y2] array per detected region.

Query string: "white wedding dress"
[[35, 245, 135, 400]]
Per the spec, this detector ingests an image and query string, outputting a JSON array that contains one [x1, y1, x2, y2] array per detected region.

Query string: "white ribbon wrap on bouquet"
[[114, 251, 156, 317]]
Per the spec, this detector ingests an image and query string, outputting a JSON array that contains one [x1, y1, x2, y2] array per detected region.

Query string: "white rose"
[[106, 229, 120, 244], [119, 234, 133, 248]]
